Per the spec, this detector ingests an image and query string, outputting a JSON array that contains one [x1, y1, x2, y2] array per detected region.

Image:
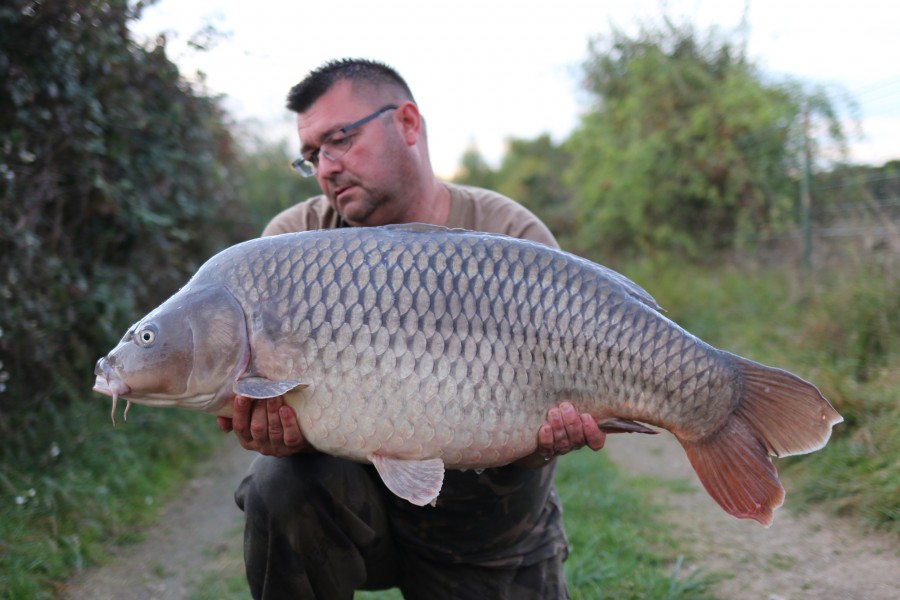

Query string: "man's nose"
[[316, 151, 343, 180]]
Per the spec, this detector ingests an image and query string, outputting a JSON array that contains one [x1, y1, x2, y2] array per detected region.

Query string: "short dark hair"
[[286, 58, 416, 113]]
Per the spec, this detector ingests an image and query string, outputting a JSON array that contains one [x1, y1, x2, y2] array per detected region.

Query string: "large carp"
[[93, 224, 841, 526]]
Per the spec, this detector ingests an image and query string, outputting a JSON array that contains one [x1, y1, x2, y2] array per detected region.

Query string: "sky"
[[131, 0, 900, 178]]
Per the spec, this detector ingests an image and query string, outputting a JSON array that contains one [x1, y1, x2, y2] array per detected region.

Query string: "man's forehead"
[[297, 81, 367, 145]]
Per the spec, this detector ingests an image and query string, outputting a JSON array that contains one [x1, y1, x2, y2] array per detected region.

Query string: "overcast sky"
[[132, 0, 900, 178]]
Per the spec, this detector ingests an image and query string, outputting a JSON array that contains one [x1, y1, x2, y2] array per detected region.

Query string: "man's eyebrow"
[[300, 122, 348, 156]]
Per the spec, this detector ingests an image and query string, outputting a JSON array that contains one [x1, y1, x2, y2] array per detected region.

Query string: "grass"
[[556, 452, 716, 599], [623, 253, 900, 534], [0, 396, 223, 599], [185, 450, 716, 600], [188, 576, 254, 600], [3, 254, 897, 598]]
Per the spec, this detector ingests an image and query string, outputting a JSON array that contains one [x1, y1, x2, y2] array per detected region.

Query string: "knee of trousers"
[[235, 453, 375, 525]]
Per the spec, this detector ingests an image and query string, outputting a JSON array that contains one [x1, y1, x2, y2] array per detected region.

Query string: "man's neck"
[[399, 179, 450, 227]]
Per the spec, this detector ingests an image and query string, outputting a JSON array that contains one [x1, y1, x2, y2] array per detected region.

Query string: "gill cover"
[[101, 284, 248, 411], [181, 284, 249, 405]]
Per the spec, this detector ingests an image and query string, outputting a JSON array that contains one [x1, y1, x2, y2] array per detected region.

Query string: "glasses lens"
[[322, 136, 354, 162], [291, 158, 316, 177]]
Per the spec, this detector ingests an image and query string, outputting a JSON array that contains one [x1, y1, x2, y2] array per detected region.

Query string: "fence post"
[[801, 109, 813, 270]]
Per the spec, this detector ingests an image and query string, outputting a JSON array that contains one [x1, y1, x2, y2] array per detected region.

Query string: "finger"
[[266, 396, 285, 442], [581, 414, 607, 451], [549, 407, 571, 453], [216, 416, 233, 433], [536, 423, 554, 455], [280, 405, 304, 448], [231, 396, 253, 442], [560, 402, 586, 448], [248, 398, 270, 443]]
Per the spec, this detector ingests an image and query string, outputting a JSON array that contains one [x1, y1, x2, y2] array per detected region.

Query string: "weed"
[[0, 396, 223, 598], [623, 256, 900, 534], [182, 451, 717, 600]]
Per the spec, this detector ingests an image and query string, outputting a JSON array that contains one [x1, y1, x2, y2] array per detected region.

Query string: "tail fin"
[[679, 355, 843, 527]]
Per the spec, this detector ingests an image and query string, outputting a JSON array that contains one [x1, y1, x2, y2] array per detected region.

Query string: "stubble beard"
[[330, 181, 391, 226]]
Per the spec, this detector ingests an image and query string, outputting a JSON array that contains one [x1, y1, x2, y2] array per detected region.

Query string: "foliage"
[[620, 253, 900, 534], [452, 144, 498, 190], [230, 131, 323, 235], [809, 160, 900, 247], [0, 3, 255, 595], [187, 452, 716, 600], [454, 135, 578, 247], [495, 136, 575, 239], [0, 398, 224, 599], [565, 20, 851, 258], [0, 0, 252, 417]]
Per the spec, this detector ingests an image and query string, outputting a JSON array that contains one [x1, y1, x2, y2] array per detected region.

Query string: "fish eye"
[[136, 326, 157, 347]]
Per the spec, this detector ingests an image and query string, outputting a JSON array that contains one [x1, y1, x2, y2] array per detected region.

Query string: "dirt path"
[[64, 434, 899, 599], [604, 432, 899, 600], [64, 438, 254, 600]]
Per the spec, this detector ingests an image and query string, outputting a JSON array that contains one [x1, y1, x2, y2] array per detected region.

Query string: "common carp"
[[93, 224, 841, 526]]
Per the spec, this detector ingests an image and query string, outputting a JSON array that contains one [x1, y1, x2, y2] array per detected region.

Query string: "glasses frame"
[[291, 105, 398, 177]]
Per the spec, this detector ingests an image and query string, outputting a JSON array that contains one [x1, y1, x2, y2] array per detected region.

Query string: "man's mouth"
[[332, 185, 357, 207]]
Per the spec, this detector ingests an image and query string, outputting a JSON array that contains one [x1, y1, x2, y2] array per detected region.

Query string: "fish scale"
[[94, 224, 841, 524]]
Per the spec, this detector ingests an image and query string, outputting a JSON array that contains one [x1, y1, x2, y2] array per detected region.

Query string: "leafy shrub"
[[0, 0, 253, 420]]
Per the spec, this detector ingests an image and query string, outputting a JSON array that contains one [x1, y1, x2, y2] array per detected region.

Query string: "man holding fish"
[[93, 56, 840, 599], [217, 58, 604, 599]]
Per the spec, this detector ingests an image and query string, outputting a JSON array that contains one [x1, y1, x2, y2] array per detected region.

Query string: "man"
[[218, 58, 606, 600]]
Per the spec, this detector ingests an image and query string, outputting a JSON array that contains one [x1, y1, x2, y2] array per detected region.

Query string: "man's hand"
[[516, 401, 606, 469], [216, 395, 310, 457]]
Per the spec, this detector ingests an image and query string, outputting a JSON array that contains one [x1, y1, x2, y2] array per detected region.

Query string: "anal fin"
[[597, 418, 658, 435], [371, 454, 444, 507]]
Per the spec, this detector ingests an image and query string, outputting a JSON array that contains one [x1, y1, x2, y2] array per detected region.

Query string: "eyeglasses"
[[291, 105, 398, 177]]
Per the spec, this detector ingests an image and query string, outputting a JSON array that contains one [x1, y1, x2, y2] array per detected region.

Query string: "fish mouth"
[[93, 358, 133, 426], [92, 374, 131, 399]]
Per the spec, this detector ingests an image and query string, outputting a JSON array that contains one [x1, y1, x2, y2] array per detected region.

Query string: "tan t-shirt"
[[262, 183, 559, 250], [260, 183, 567, 568]]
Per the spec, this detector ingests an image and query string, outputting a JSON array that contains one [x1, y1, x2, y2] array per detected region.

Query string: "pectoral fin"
[[597, 418, 658, 435], [234, 377, 308, 399], [371, 454, 445, 507]]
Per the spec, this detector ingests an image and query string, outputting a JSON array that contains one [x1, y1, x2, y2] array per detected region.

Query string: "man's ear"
[[396, 101, 422, 145]]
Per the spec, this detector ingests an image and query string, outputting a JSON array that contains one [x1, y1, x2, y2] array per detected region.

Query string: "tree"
[[494, 135, 577, 244], [566, 20, 851, 258], [452, 136, 577, 244], [231, 129, 323, 234], [453, 144, 498, 190], [0, 0, 248, 410]]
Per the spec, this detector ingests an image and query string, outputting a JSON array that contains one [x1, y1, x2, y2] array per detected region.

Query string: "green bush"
[[620, 255, 900, 533], [0, 0, 253, 417], [0, 4, 256, 595]]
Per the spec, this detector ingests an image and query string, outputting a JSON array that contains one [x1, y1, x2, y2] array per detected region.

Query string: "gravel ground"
[[64, 438, 253, 600], [604, 432, 899, 600], [64, 433, 899, 599]]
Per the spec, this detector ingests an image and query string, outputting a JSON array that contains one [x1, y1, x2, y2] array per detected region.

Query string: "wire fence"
[[737, 173, 900, 264]]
